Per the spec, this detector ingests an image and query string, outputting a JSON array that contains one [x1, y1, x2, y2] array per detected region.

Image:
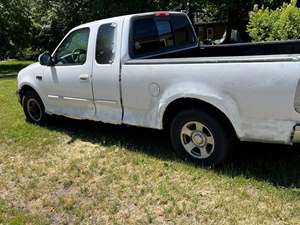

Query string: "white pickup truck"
[[17, 11, 300, 166]]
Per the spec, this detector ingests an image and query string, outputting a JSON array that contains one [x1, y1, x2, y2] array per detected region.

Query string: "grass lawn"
[[0, 60, 34, 78], [1, 61, 300, 224]]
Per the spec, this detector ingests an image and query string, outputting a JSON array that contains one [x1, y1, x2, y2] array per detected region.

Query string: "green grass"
[[0, 60, 34, 78], [1, 61, 300, 224], [0, 200, 46, 225]]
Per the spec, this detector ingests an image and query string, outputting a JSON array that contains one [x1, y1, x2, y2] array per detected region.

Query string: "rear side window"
[[131, 14, 196, 58], [96, 23, 117, 64]]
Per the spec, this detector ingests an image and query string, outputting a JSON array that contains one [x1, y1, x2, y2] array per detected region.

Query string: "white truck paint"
[[17, 12, 300, 165]]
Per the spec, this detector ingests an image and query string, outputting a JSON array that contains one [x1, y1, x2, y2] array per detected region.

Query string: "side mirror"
[[38, 52, 53, 66]]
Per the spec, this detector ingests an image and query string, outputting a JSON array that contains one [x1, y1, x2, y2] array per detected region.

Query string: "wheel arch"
[[19, 84, 44, 106], [162, 97, 239, 138]]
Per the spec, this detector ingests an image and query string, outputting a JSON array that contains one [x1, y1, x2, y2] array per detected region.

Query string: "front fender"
[[17, 63, 46, 105], [157, 82, 243, 137]]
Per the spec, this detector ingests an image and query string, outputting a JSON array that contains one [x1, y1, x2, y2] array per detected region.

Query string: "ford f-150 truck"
[[17, 11, 300, 166]]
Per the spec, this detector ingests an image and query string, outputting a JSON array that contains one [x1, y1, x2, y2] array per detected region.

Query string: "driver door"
[[43, 27, 95, 119]]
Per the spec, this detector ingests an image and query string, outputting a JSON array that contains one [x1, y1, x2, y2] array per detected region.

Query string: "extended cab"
[[17, 11, 300, 166]]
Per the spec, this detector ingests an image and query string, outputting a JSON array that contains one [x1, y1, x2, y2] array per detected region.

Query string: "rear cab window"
[[130, 13, 196, 58]]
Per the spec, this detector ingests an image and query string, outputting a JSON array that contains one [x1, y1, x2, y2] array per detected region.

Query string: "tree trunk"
[[225, 10, 233, 43]]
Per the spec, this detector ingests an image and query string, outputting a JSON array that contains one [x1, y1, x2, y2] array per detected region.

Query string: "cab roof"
[[74, 11, 186, 30]]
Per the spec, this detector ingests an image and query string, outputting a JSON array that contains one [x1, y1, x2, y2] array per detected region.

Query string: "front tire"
[[170, 109, 233, 167], [22, 91, 47, 125]]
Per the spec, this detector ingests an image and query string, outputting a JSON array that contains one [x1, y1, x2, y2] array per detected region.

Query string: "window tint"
[[132, 15, 196, 57], [54, 28, 90, 65], [133, 18, 160, 55], [171, 15, 195, 46], [96, 23, 117, 64], [155, 20, 174, 48]]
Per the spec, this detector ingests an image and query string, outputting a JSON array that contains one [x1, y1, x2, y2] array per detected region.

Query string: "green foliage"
[[0, 0, 161, 59], [0, 0, 290, 59], [247, 6, 279, 41], [248, 0, 300, 41], [0, 0, 32, 58], [29, 0, 160, 53], [0, 60, 33, 78], [0, 200, 47, 225]]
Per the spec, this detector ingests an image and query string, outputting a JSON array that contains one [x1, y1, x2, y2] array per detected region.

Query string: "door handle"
[[36, 75, 42, 80], [79, 74, 90, 81]]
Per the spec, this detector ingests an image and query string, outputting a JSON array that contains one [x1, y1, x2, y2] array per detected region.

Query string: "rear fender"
[[157, 82, 243, 137]]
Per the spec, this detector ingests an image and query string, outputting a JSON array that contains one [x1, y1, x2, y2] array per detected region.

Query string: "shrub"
[[248, 0, 300, 41], [16, 48, 39, 61]]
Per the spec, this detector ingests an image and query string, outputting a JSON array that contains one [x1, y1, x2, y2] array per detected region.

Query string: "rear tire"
[[22, 91, 47, 125], [170, 109, 233, 167]]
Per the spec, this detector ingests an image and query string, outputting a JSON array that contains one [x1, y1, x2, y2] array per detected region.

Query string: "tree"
[[0, 0, 32, 58], [1, 0, 291, 59], [158, 0, 287, 42], [248, 0, 300, 41], [26, 0, 159, 53]]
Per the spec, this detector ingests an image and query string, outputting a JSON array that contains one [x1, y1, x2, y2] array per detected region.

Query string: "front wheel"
[[170, 109, 233, 167], [22, 91, 47, 125]]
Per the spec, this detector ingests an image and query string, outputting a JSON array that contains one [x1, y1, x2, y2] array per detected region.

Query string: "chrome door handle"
[[79, 74, 89, 80]]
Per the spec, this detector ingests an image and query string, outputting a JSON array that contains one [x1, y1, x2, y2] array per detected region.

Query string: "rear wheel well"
[[163, 98, 236, 136]]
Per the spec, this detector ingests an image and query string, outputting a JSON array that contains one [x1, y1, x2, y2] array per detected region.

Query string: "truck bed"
[[150, 40, 300, 59]]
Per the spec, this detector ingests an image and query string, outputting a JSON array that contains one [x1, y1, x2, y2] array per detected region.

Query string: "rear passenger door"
[[92, 20, 123, 124]]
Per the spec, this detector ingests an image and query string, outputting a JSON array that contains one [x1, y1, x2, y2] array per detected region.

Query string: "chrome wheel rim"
[[180, 121, 215, 159], [27, 98, 42, 122]]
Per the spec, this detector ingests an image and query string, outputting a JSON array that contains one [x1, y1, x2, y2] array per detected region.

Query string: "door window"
[[96, 23, 117, 64], [54, 28, 90, 65]]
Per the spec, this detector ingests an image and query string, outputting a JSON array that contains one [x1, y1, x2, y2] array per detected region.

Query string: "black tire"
[[170, 109, 233, 167], [22, 90, 47, 125]]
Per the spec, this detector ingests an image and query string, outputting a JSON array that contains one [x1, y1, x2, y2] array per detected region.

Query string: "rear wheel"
[[170, 109, 233, 167], [22, 91, 47, 125]]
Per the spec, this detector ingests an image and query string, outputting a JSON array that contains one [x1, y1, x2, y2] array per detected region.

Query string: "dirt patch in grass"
[[1, 135, 300, 224]]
